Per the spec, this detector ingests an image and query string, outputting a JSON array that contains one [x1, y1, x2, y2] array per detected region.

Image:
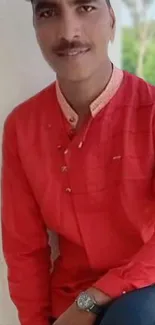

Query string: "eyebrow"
[[72, 0, 98, 5], [33, 1, 58, 12]]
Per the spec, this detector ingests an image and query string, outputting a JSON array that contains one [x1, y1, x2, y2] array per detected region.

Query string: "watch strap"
[[89, 303, 104, 315]]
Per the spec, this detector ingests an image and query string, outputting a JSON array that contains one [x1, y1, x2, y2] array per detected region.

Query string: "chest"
[[20, 108, 154, 193], [17, 104, 155, 234]]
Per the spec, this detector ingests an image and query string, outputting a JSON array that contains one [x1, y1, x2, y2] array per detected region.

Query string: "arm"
[[1, 114, 51, 325], [91, 107, 155, 301], [92, 233, 155, 300]]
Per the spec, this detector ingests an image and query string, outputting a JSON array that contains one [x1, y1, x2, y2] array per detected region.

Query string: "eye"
[[36, 8, 58, 19], [78, 5, 95, 13]]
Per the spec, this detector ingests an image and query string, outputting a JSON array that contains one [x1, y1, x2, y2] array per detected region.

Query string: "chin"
[[48, 56, 94, 82], [56, 68, 93, 83]]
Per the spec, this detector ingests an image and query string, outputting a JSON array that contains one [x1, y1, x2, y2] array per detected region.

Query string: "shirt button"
[[122, 291, 126, 294], [57, 145, 62, 149], [78, 141, 83, 148], [69, 117, 75, 123], [61, 166, 68, 172], [65, 188, 72, 193], [64, 149, 69, 155]]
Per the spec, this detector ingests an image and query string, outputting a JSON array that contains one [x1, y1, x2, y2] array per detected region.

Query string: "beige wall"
[[0, 1, 121, 324]]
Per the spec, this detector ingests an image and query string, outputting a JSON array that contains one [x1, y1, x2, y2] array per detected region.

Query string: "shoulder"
[[123, 71, 155, 107], [3, 82, 57, 133]]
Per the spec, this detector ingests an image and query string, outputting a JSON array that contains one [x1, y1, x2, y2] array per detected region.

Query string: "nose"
[[58, 12, 81, 42]]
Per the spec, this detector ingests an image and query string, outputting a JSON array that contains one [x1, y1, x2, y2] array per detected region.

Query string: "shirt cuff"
[[93, 272, 134, 299]]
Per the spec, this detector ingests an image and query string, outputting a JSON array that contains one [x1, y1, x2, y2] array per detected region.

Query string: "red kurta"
[[2, 71, 155, 325]]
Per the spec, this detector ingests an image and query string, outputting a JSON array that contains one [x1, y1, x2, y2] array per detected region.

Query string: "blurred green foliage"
[[122, 25, 155, 85]]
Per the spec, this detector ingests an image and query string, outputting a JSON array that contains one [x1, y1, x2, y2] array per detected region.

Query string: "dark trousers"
[[50, 285, 155, 325], [95, 285, 155, 325]]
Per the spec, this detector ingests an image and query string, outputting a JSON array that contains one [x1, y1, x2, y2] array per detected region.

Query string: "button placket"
[[58, 146, 72, 194], [48, 123, 72, 193]]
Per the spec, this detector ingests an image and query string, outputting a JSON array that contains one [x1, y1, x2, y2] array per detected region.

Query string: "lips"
[[55, 48, 90, 57]]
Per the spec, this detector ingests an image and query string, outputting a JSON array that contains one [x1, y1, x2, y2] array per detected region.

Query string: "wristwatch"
[[75, 291, 103, 315]]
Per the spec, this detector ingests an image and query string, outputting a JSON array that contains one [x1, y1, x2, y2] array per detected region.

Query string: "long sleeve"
[[93, 232, 155, 298], [1, 114, 51, 325], [93, 107, 155, 299]]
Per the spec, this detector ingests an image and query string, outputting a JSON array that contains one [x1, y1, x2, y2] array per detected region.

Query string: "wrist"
[[86, 287, 112, 305], [74, 302, 96, 320]]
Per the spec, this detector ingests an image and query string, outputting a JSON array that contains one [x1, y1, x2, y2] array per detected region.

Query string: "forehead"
[[32, 0, 104, 6]]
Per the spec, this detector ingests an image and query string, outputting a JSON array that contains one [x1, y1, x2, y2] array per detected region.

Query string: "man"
[[2, 0, 155, 324]]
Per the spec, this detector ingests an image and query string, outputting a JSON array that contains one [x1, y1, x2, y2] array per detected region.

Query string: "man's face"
[[32, 0, 115, 81]]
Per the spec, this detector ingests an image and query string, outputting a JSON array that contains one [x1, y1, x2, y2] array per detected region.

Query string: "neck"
[[57, 59, 113, 120]]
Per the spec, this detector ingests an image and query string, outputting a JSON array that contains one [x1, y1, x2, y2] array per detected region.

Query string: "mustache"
[[52, 39, 91, 53]]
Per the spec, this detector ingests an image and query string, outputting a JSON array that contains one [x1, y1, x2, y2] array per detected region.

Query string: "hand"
[[53, 289, 112, 325], [53, 302, 96, 325]]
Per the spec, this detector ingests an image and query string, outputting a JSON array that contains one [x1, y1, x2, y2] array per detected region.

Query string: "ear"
[[109, 7, 116, 42]]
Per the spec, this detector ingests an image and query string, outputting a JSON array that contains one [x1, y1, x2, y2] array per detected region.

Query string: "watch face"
[[77, 292, 95, 310]]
